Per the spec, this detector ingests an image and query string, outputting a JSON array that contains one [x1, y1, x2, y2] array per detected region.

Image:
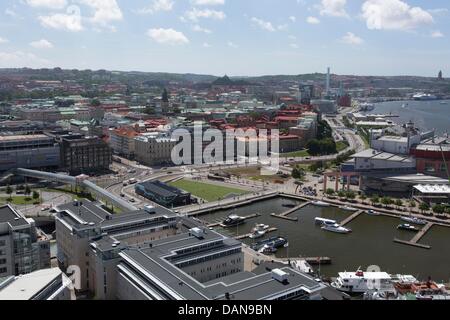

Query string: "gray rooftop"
[[118, 227, 326, 300], [0, 205, 29, 228]]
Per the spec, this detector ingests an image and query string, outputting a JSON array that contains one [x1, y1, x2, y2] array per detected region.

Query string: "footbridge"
[[2, 168, 138, 212]]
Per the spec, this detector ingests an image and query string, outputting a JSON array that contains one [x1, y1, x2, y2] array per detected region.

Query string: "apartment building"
[[109, 127, 140, 159], [134, 133, 177, 166], [0, 205, 51, 278]]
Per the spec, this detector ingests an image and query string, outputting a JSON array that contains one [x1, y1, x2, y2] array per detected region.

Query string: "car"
[[129, 198, 136, 203], [120, 193, 125, 197]]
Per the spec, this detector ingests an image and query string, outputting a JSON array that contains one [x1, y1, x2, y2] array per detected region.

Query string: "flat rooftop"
[[0, 134, 51, 142], [119, 227, 326, 300], [0, 268, 63, 300], [0, 205, 29, 228], [353, 149, 413, 163]]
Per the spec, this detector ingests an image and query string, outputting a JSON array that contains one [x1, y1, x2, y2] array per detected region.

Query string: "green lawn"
[[0, 196, 41, 205], [336, 141, 349, 152], [168, 179, 248, 202], [282, 149, 310, 158]]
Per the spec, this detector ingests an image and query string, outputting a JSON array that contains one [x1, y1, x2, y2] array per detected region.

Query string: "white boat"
[[340, 205, 358, 212], [440, 101, 448, 105], [413, 93, 438, 101], [290, 259, 314, 274], [249, 224, 269, 239], [315, 217, 337, 226], [311, 200, 331, 207], [321, 223, 351, 234], [366, 210, 381, 216], [401, 216, 427, 225], [332, 270, 396, 294]]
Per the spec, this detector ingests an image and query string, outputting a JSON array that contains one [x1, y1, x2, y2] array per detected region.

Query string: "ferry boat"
[[401, 216, 427, 225], [397, 224, 419, 232], [331, 270, 396, 294], [311, 200, 331, 207], [321, 223, 352, 234], [366, 210, 381, 216], [339, 205, 358, 212], [222, 215, 246, 227], [315, 217, 337, 226], [249, 224, 269, 239]]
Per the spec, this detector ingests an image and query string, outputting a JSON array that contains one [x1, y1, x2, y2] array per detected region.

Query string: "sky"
[[0, 0, 449, 77]]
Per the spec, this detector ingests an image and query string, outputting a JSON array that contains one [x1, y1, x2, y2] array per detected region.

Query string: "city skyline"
[[0, 0, 449, 77]]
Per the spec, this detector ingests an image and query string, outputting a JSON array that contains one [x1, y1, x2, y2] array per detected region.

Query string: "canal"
[[199, 197, 450, 282]]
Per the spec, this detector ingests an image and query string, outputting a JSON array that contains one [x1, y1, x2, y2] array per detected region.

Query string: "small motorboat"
[[311, 200, 331, 207], [366, 210, 381, 216], [321, 223, 352, 234], [258, 244, 277, 255], [397, 224, 419, 232], [340, 205, 358, 212], [315, 217, 337, 226], [222, 215, 246, 228], [401, 216, 427, 225], [249, 224, 269, 239]]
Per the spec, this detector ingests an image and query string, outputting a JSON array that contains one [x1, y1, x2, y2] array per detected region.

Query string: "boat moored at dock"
[[311, 201, 331, 207], [321, 223, 352, 234], [397, 224, 420, 232], [222, 214, 246, 228], [401, 216, 427, 225]]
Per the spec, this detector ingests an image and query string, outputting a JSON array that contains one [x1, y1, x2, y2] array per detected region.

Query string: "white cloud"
[[136, 0, 174, 15], [0, 37, 8, 44], [77, 0, 123, 28], [39, 13, 83, 32], [193, 25, 212, 33], [30, 39, 54, 49], [319, 0, 349, 18], [191, 0, 225, 5], [340, 32, 364, 44], [147, 28, 189, 45], [251, 17, 275, 32], [0, 51, 50, 68], [307, 16, 320, 24], [361, 0, 434, 31], [289, 16, 296, 22], [25, 0, 67, 10], [288, 35, 297, 40], [5, 9, 19, 18], [431, 30, 444, 38], [185, 8, 226, 22], [203, 42, 212, 47], [227, 41, 238, 48], [290, 43, 299, 49]]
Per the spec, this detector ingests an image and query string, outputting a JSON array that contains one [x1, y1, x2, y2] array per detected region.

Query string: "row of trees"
[[4, 185, 40, 202], [325, 190, 449, 215]]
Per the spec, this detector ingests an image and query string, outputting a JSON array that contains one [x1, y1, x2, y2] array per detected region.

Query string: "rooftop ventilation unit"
[[272, 269, 289, 284], [144, 205, 156, 214], [190, 227, 205, 239]]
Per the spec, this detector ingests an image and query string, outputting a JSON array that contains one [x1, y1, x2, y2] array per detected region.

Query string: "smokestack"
[[326, 67, 331, 95]]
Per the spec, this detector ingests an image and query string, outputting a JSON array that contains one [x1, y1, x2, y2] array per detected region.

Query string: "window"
[[0, 259, 6, 265], [0, 240, 5, 247], [0, 250, 5, 256], [0, 267, 7, 274]]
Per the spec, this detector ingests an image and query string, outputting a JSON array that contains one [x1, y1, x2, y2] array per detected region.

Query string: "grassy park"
[[169, 179, 248, 202]]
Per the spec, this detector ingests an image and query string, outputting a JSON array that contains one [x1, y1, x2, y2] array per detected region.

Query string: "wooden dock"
[[277, 256, 332, 265], [280, 202, 310, 217], [234, 227, 278, 240], [270, 213, 299, 222], [340, 210, 364, 226], [393, 222, 434, 250]]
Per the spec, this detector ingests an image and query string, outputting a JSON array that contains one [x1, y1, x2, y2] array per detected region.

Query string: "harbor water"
[[200, 197, 450, 282], [367, 100, 450, 134]]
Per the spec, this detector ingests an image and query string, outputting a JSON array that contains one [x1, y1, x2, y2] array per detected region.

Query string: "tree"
[[381, 196, 393, 207], [326, 188, 335, 196], [91, 99, 101, 107], [32, 191, 40, 202], [24, 185, 31, 198], [292, 166, 306, 180], [395, 199, 403, 208], [371, 195, 380, 206], [337, 190, 346, 198], [346, 190, 356, 200], [432, 204, 445, 214], [6, 185, 13, 200], [419, 203, 430, 213], [360, 194, 367, 202]]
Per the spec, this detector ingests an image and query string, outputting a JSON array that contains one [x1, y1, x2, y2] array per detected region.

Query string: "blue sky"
[[0, 0, 449, 76]]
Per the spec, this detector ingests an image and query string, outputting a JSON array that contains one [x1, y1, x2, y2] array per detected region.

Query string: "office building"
[[109, 127, 141, 159], [58, 134, 111, 175], [0, 268, 75, 300], [0, 134, 60, 172], [0, 205, 51, 278]]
